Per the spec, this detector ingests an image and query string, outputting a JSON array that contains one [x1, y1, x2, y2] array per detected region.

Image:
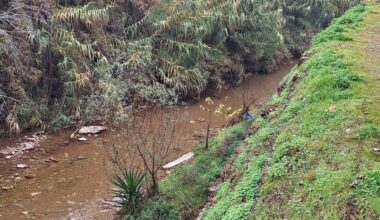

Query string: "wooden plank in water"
[[163, 152, 194, 169]]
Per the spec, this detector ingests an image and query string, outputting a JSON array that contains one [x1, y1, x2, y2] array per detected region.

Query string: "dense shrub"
[[0, 0, 360, 135], [140, 198, 179, 220]]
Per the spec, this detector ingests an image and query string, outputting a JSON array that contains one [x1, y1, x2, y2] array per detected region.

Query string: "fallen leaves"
[[304, 172, 316, 181]]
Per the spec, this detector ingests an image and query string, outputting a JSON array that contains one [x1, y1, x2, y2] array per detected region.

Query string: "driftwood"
[[163, 152, 194, 169]]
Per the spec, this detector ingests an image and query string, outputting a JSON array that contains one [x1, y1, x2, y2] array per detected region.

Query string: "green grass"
[[202, 4, 380, 220], [356, 124, 379, 140], [160, 121, 251, 219], [203, 154, 267, 220], [312, 5, 366, 44]]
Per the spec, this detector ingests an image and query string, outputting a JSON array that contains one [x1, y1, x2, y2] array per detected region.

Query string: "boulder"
[[78, 126, 107, 135], [0, 135, 46, 159], [78, 137, 88, 141], [0, 147, 16, 156], [16, 164, 29, 169], [19, 142, 36, 151]]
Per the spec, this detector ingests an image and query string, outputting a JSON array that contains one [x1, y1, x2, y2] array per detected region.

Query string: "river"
[[0, 59, 297, 219]]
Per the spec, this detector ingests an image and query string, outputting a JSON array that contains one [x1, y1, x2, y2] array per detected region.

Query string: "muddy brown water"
[[0, 60, 297, 220]]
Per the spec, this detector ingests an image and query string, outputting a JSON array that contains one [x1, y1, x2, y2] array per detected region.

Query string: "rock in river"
[[78, 137, 88, 141], [16, 164, 29, 169], [78, 126, 107, 135]]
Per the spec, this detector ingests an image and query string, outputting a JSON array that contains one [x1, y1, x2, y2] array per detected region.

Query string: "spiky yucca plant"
[[112, 169, 145, 215]]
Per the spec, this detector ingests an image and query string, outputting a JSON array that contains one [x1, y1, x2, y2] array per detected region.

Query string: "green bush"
[[50, 113, 70, 132], [140, 198, 179, 220]]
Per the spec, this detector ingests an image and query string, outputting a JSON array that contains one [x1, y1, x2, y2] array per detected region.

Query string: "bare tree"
[[229, 77, 256, 126], [234, 75, 254, 114], [204, 109, 212, 150], [107, 137, 138, 173], [200, 97, 215, 150], [109, 111, 181, 195]]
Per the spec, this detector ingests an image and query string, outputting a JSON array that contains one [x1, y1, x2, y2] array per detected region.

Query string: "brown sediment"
[[0, 59, 297, 220]]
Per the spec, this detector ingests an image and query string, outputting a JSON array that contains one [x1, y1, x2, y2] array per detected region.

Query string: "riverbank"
[[1, 0, 357, 137], [122, 4, 380, 219], [199, 4, 380, 219], [0, 60, 296, 219]]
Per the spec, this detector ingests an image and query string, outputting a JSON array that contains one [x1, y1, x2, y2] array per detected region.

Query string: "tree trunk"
[[205, 122, 210, 149], [151, 173, 158, 195]]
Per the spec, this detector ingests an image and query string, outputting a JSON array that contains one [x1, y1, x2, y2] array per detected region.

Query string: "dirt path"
[[351, 3, 380, 124]]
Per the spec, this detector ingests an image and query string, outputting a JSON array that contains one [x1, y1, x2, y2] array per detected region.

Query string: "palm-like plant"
[[112, 168, 145, 215], [0, 0, 361, 135], [0, 1, 40, 135], [124, 0, 283, 97]]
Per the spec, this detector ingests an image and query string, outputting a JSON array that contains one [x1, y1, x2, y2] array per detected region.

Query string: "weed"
[[140, 198, 179, 220], [356, 124, 379, 140], [357, 169, 380, 197]]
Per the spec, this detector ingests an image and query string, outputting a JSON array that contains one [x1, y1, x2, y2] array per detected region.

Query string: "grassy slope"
[[203, 4, 380, 220], [160, 121, 251, 219]]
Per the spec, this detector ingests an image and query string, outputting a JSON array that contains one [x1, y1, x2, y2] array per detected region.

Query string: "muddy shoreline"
[[0, 59, 297, 220]]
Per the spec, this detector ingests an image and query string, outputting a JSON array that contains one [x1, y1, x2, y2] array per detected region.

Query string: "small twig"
[[0, 94, 20, 103], [79, 210, 86, 220]]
